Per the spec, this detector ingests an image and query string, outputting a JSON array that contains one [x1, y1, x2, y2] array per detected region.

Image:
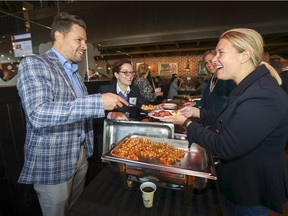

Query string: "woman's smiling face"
[[204, 53, 217, 74], [212, 38, 243, 82]]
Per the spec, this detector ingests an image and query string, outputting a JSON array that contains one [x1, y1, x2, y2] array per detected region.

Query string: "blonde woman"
[[161, 28, 287, 215]]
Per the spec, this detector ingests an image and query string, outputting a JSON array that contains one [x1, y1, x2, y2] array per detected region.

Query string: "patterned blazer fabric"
[[133, 77, 156, 102], [17, 49, 105, 184]]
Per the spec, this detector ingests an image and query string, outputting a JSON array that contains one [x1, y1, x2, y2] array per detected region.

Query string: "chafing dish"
[[101, 120, 217, 205], [102, 119, 174, 155], [103, 134, 216, 180]]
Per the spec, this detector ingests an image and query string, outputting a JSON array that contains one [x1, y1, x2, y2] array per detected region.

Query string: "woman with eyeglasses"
[[133, 63, 163, 104], [161, 28, 288, 215], [98, 59, 147, 120]]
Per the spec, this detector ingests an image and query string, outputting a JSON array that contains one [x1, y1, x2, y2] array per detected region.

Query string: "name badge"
[[129, 97, 137, 105]]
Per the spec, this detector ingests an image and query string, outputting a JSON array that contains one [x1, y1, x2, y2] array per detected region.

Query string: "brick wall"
[[105, 52, 271, 87], [132, 55, 202, 77], [131, 52, 271, 80], [132, 53, 271, 77], [131, 55, 204, 86]]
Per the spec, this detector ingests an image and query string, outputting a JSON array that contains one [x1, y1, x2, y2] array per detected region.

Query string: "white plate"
[[148, 110, 180, 119], [160, 103, 177, 110]]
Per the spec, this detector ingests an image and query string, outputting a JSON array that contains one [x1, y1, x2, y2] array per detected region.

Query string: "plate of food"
[[148, 109, 181, 119], [160, 103, 178, 110]]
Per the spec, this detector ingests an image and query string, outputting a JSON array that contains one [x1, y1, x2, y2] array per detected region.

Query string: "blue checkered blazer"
[[17, 49, 105, 184]]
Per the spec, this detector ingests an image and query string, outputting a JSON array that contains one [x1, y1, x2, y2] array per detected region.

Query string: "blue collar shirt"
[[51, 48, 85, 143]]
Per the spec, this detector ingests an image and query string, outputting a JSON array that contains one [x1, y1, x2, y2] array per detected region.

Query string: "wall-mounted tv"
[[11, 33, 33, 57]]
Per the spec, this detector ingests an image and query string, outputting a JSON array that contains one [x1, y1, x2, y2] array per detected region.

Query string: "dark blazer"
[[202, 78, 236, 113], [98, 82, 147, 119], [98, 82, 147, 106], [187, 65, 288, 213], [280, 70, 288, 95]]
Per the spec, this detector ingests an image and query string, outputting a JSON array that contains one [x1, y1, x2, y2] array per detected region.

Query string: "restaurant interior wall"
[[132, 55, 202, 78], [109, 53, 270, 87]]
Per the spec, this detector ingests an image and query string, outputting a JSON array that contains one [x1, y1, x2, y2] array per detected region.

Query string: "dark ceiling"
[[1, 1, 288, 60]]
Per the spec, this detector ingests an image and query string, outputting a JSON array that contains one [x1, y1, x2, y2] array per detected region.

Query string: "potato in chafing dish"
[[111, 137, 185, 165]]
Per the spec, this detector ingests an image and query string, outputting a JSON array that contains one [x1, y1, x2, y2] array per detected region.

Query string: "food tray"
[[102, 134, 217, 180], [102, 119, 174, 155]]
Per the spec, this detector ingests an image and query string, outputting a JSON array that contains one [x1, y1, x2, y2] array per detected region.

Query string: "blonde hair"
[[137, 63, 149, 77], [220, 28, 282, 85]]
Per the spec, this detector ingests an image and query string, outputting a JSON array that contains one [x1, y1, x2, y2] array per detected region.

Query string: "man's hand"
[[101, 93, 129, 110]]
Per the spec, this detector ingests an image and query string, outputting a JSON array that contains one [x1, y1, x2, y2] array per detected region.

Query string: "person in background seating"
[[16, 12, 128, 216], [161, 28, 288, 215], [153, 75, 163, 89], [167, 74, 182, 99]]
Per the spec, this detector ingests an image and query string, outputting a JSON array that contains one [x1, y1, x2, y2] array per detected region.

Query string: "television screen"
[[11, 33, 33, 57]]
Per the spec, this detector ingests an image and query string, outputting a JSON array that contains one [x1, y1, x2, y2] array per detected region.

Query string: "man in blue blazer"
[[16, 13, 128, 216]]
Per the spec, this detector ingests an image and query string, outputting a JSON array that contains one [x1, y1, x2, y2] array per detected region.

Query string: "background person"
[[167, 73, 182, 99], [16, 12, 128, 216], [153, 75, 163, 89], [161, 28, 288, 215], [201, 50, 236, 112], [133, 63, 163, 104]]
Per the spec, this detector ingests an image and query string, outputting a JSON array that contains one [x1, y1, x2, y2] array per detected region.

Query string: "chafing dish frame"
[[102, 134, 216, 180], [102, 126, 217, 205]]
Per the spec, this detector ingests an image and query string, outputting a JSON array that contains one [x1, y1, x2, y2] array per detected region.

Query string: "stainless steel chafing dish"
[[102, 119, 175, 155], [101, 119, 217, 204]]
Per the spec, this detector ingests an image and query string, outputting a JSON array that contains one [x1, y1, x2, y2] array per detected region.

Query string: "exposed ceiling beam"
[[99, 46, 216, 57]]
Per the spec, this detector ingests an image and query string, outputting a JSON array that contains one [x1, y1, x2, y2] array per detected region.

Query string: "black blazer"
[[98, 82, 147, 106], [280, 70, 288, 95], [98, 82, 147, 119], [187, 65, 288, 213]]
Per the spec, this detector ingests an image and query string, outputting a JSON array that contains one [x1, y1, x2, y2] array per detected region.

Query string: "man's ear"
[[54, 31, 63, 42]]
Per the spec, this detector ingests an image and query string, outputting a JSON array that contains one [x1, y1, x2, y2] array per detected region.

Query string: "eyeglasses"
[[119, 71, 136, 76]]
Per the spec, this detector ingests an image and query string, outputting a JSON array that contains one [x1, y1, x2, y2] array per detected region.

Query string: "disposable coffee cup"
[[140, 182, 157, 208]]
